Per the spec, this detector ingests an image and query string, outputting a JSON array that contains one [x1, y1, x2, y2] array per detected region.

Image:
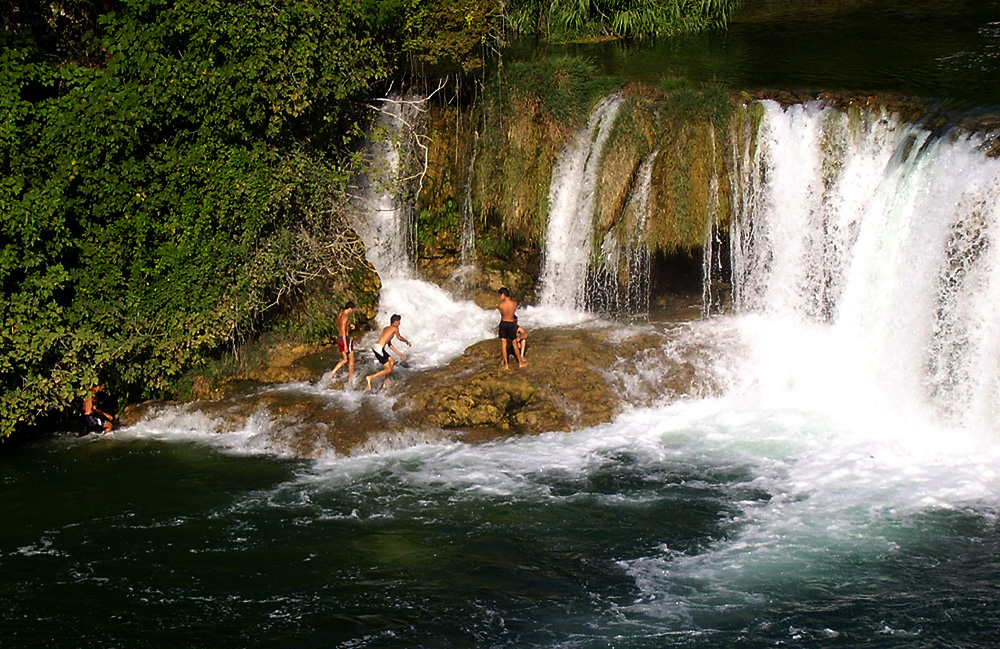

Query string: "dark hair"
[[390, 314, 401, 324], [344, 301, 356, 310], [498, 287, 510, 297]]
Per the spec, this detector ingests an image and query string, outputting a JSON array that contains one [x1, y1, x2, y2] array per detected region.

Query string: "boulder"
[[396, 328, 620, 437], [120, 319, 724, 456]]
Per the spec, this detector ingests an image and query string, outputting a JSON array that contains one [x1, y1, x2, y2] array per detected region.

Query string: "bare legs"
[[500, 338, 527, 369], [366, 358, 395, 391]]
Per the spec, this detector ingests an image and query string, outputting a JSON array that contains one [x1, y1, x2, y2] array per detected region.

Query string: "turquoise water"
[[4, 397, 1000, 648]]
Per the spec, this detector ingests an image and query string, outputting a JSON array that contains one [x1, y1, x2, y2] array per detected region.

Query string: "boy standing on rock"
[[497, 287, 527, 370]]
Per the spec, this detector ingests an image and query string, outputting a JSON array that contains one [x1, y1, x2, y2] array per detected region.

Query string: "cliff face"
[[414, 79, 737, 314], [414, 81, 991, 317]]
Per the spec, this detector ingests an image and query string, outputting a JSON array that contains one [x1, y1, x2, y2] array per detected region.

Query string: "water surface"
[[533, 0, 1000, 107]]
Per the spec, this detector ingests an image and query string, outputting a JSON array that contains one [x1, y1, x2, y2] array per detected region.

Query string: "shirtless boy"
[[366, 314, 412, 392], [80, 383, 114, 436], [497, 287, 527, 369], [331, 301, 356, 384]]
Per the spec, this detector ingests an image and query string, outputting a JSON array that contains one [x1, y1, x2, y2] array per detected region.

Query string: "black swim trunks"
[[498, 320, 518, 341], [79, 414, 106, 437], [371, 345, 391, 365]]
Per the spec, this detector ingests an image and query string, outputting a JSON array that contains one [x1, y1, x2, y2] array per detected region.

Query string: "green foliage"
[[0, 0, 390, 438], [475, 236, 513, 259], [404, 0, 496, 71], [502, 57, 622, 124], [417, 199, 462, 252], [502, 0, 742, 42], [398, 0, 741, 72]]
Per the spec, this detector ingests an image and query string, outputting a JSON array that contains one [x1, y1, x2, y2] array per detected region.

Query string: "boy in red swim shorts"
[[331, 301, 356, 385]]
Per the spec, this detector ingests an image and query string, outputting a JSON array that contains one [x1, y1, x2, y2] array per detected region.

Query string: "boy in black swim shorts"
[[497, 287, 527, 369]]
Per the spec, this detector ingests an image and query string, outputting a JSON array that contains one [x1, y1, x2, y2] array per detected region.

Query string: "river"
[[4, 1, 1000, 648]]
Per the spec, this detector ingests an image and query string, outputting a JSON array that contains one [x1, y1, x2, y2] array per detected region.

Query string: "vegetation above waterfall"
[[405, 0, 742, 70], [1, 0, 389, 438], [0, 0, 741, 440], [500, 0, 742, 42]]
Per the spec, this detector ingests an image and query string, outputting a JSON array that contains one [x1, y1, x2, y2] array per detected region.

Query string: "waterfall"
[[539, 94, 624, 310], [459, 131, 479, 267], [350, 96, 495, 368], [731, 99, 1000, 431], [350, 96, 421, 279], [448, 130, 479, 291], [588, 151, 655, 315], [702, 125, 723, 314]]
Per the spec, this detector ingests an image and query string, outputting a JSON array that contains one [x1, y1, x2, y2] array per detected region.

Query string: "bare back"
[[498, 297, 518, 322], [375, 324, 397, 346]]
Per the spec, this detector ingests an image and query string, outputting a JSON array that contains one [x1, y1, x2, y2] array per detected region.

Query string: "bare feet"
[[518, 361, 528, 368], [366, 376, 373, 392]]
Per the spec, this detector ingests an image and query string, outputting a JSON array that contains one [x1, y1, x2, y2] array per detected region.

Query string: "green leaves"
[[0, 0, 392, 437], [503, 0, 742, 42]]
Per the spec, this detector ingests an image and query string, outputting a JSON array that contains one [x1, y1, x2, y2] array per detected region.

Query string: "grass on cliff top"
[[499, 57, 625, 126]]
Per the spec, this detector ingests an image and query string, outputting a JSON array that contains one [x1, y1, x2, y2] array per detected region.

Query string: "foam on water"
[[95, 99, 1000, 635], [117, 403, 299, 456]]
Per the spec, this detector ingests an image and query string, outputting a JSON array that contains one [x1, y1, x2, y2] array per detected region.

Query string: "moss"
[[471, 57, 625, 252], [593, 84, 661, 249], [416, 199, 462, 258], [646, 79, 735, 254], [420, 104, 477, 217]]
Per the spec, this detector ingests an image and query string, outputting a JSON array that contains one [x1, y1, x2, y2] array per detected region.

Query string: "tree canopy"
[[1, 0, 390, 437], [1, 0, 738, 439]]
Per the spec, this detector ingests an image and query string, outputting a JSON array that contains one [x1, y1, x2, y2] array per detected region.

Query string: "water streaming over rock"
[[539, 94, 624, 310], [730, 99, 1000, 432]]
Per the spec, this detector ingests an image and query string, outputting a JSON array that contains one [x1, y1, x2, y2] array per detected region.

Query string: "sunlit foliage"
[[0, 0, 389, 437]]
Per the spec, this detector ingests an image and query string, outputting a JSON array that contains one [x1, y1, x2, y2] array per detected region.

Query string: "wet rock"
[[122, 319, 725, 457], [396, 328, 632, 437]]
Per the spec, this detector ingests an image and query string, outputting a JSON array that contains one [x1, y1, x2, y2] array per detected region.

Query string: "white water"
[[732, 100, 1000, 433], [539, 94, 624, 310], [114, 100, 1000, 630]]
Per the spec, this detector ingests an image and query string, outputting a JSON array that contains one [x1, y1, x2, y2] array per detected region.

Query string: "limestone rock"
[[396, 328, 624, 437], [122, 318, 724, 457]]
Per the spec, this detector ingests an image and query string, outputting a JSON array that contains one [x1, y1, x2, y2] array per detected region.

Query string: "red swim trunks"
[[337, 337, 354, 354]]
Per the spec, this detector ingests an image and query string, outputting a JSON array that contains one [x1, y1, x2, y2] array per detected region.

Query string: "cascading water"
[[459, 131, 479, 268], [539, 94, 624, 311], [351, 97, 420, 280], [730, 99, 1000, 432], [351, 96, 495, 368]]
